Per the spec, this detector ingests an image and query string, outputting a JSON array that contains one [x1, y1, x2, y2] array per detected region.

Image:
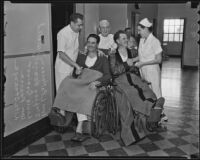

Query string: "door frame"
[[181, 17, 186, 69], [131, 11, 140, 38]]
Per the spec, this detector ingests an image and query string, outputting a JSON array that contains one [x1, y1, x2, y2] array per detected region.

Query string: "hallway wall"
[[76, 3, 199, 67], [99, 4, 127, 34], [76, 3, 99, 50], [157, 3, 199, 67]]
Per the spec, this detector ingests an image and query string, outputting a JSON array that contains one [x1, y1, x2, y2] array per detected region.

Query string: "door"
[[162, 18, 185, 57], [131, 11, 140, 44]]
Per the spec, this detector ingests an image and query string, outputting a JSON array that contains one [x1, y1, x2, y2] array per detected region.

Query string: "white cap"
[[99, 19, 110, 27], [139, 18, 152, 27]]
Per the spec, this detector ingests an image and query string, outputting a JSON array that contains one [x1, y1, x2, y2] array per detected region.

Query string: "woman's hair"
[[138, 24, 153, 32], [113, 30, 126, 43], [87, 34, 100, 44]]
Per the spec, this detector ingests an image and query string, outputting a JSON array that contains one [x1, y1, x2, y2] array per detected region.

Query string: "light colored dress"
[[55, 25, 79, 90], [138, 33, 163, 98]]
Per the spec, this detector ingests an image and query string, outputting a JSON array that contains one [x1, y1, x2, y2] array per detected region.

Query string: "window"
[[163, 19, 184, 42]]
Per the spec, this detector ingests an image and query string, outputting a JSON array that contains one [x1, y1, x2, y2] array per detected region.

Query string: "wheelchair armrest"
[[95, 79, 117, 88]]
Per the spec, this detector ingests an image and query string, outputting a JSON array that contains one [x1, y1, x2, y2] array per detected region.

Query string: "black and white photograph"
[[2, 0, 199, 158]]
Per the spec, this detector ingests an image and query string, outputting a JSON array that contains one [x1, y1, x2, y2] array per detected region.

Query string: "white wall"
[[127, 3, 158, 25], [4, 3, 51, 55], [76, 3, 99, 50], [127, 3, 158, 37], [99, 4, 127, 34], [76, 3, 199, 67], [157, 3, 199, 66]]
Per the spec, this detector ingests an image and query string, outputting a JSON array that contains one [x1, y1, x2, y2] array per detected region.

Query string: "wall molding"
[[182, 65, 198, 70], [4, 51, 50, 59]]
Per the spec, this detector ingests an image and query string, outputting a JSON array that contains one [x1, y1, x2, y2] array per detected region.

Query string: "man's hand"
[[75, 65, 83, 75], [89, 81, 100, 90], [98, 50, 105, 57]]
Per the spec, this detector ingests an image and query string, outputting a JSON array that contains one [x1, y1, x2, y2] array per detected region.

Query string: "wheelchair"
[[49, 80, 120, 137]]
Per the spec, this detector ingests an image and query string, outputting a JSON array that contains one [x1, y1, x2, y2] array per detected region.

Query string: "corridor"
[[13, 58, 199, 157]]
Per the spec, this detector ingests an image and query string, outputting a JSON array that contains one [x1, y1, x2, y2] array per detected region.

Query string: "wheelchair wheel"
[[106, 90, 118, 135], [91, 90, 108, 138]]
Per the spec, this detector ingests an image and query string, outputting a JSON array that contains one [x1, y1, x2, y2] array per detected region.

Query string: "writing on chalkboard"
[[4, 53, 52, 136], [12, 55, 48, 121]]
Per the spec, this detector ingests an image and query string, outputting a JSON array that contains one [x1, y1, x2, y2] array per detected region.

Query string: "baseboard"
[[168, 55, 181, 58], [182, 65, 198, 70], [3, 117, 53, 157]]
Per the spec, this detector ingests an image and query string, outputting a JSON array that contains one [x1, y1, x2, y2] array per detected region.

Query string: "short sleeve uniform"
[[138, 33, 163, 98], [55, 25, 79, 90]]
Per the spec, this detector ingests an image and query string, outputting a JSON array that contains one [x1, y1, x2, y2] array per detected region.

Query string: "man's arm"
[[58, 51, 81, 71]]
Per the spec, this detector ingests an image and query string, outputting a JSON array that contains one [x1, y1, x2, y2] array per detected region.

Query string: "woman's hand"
[[89, 81, 100, 90], [135, 61, 144, 68]]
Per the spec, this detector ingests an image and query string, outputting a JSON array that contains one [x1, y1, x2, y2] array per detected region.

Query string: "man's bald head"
[[99, 19, 111, 37], [99, 20, 110, 27]]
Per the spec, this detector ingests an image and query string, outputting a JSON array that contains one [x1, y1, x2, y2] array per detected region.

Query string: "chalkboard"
[[4, 53, 53, 137]]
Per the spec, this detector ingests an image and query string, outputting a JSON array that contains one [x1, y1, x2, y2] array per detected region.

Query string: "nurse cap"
[[139, 18, 152, 27]]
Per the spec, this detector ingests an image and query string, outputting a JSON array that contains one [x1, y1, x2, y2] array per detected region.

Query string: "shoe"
[[71, 132, 90, 142], [160, 113, 168, 122], [154, 97, 165, 109]]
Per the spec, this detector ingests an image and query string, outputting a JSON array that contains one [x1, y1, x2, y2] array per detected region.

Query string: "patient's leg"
[[76, 113, 88, 133], [71, 113, 90, 142]]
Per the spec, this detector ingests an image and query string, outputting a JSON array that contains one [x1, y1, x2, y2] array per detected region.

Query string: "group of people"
[[52, 13, 168, 145]]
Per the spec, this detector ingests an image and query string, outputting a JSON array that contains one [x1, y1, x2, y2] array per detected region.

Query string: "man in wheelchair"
[[50, 34, 111, 142], [108, 30, 165, 146], [50, 31, 165, 145]]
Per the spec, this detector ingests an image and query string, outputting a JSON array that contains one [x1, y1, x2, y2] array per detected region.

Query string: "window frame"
[[163, 18, 184, 42]]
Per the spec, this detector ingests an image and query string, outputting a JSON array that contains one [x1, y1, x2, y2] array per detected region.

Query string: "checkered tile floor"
[[12, 106, 199, 157], [9, 58, 199, 157]]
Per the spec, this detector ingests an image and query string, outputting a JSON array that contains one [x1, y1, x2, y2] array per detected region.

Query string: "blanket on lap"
[[53, 68, 102, 116]]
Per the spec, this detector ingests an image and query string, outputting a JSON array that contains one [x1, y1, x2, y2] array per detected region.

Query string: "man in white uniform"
[[55, 13, 84, 115], [135, 18, 168, 121], [98, 20, 117, 54]]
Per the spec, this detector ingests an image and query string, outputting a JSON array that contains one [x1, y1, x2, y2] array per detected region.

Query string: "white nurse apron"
[[138, 33, 162, 98]]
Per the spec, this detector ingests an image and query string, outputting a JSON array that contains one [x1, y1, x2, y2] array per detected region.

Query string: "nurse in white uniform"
[[136, 18, 162, 98], [134, 18, 168, 121]]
